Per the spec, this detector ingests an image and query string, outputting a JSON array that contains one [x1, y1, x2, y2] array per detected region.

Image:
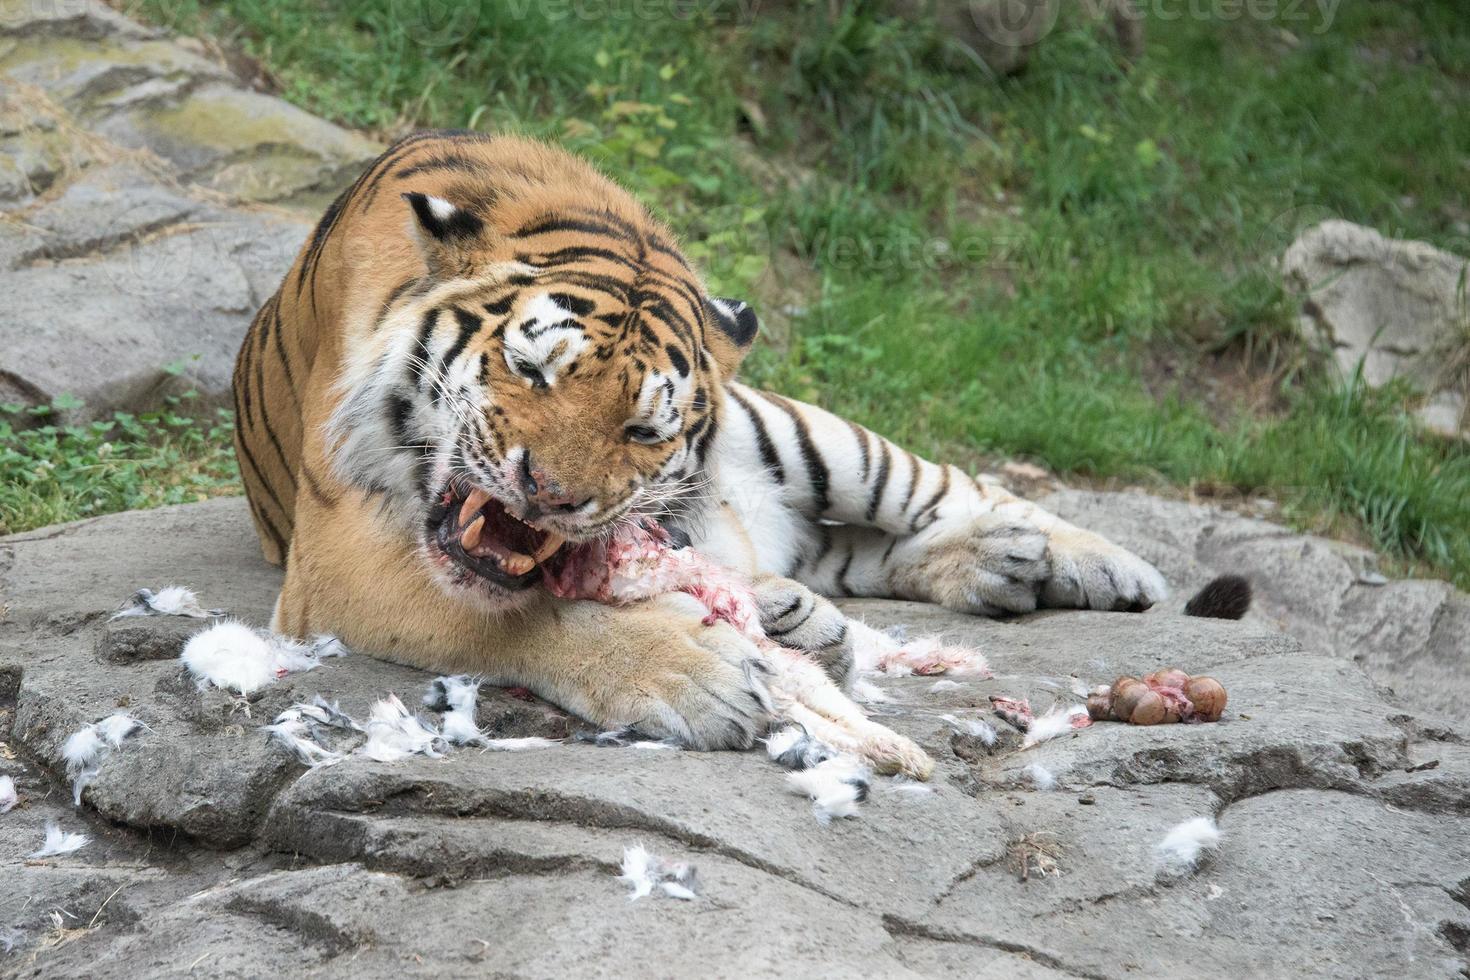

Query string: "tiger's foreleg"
[[723, 383, 1167, 614]]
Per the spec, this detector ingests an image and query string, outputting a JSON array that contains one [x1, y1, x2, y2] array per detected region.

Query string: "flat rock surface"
[[2, 498, 1467, 977]]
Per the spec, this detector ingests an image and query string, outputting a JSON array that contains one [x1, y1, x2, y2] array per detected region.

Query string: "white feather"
[[180, 621, 275, 694], [440, 709, 484, 746], [929, 679, 965, 692], [94, 713, 145, 747], [1156, 817, 1221, 876], [358, 694, 445, 762], [29, 823, 89, 858], [616, 843, 699, 901], [941, 714, 998, 746], [60, 713, 147, 806], [628, 739, 679, 750], [181, 621, 342, 695], [111, 585, 222, 620], [479, 737, 562, 752], [263, 718, 343, 768], [785, 756, 871, 824], [1023, 763, 1057, 790], [1022, 704, 1090, 748], [0, 775, 16, 814], [60, 727, 105, 775]]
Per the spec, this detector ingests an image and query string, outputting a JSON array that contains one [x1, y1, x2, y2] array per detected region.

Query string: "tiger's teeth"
[[533, 533, 565, 563], [460, 515, 485, 551], [503, 553, 535, 576], [459, 488, 491, 528]]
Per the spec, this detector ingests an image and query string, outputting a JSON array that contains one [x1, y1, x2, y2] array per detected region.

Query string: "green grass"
[[15, 0, 1467, 587], [0, 396, 239, 535]]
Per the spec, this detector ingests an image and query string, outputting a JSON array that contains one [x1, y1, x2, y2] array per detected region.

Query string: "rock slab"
[[1, 497, 1467, 977], [0, 1, 380, 420], [1283, 218, 1470, 438]]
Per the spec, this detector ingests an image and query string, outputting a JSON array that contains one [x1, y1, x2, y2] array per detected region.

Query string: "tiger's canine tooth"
[[503, 554, 535, 576], [533, 533, 565, 563], [460, 515, 485, 551], [458, 488, 491, 529]]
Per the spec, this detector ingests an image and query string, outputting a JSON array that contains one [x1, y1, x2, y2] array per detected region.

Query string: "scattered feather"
[[1023, 763, 1057, 790], [306, 635, 351, 659], [306, 696, 362, 732], [659, 880, 698, 900], [1156, 817, 1221, 877], [262, 717, 343, 768], [359, 694, 445, 762], [573, 728, 668, 749], [60, 713, 146, 805], [94, 713, 146, 747], [941, 714, 998, 746], [479, 737, 562, 752], [440, 709, 485, 746], [929, 679, 965, 693], [765, 725, 836, 770], [785, 756, 871, 824], [1022, 705, 1092, 749], [0, 775, 17, 814], [425, 676, 485, 745], [617, 844, 700, 901], [111, 585, 223, 620], [60, 727, 105, 777], [423, 675, 479, 713], [29, 823, 89, 858], [181, 621, 343, 695], [1068, 677, 1093, 699]]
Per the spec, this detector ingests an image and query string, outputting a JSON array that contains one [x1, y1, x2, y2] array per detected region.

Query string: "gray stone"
[[93, 82, 381, 205], [1282, 219, 1470, 438], [0, 0, 382, 420], [0, 203, 306, 418], [3, 498, 1468, 975], [1039, 487, 1470, 728]]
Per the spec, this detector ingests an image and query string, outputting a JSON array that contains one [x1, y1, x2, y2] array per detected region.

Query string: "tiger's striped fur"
[[234, 131, 1167, 749]]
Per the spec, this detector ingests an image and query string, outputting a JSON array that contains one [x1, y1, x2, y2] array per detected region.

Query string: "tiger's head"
[[329, 183, 758, 605]]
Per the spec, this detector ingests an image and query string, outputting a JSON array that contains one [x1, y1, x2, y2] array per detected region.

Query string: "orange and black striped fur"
[[234, 131, 1170, 748]]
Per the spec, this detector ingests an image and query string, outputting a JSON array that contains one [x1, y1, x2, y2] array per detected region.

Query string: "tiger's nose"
[[519, 452, 587, 512]]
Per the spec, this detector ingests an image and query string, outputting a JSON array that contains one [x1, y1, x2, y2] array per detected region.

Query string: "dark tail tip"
[[1184, 575, 1252, 620]]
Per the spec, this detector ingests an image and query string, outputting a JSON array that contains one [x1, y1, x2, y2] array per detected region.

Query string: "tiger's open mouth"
[[431, 479, 571, 591]]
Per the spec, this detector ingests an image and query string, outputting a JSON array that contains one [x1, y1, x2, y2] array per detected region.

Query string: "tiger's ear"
[[402, 192, 486, 278], [704, 297, 759, 375]]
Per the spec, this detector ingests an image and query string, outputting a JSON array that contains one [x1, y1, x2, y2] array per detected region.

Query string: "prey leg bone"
[[761, 645, 933, 779]]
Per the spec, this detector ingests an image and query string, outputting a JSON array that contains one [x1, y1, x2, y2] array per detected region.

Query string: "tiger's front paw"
[[595, 596, 775, 750], [1040, 529, 1167, 612], [895, 514, 1051, 616]]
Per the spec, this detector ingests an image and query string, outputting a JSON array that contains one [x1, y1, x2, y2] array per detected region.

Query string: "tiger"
[[233, 130, 1169, 749]]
